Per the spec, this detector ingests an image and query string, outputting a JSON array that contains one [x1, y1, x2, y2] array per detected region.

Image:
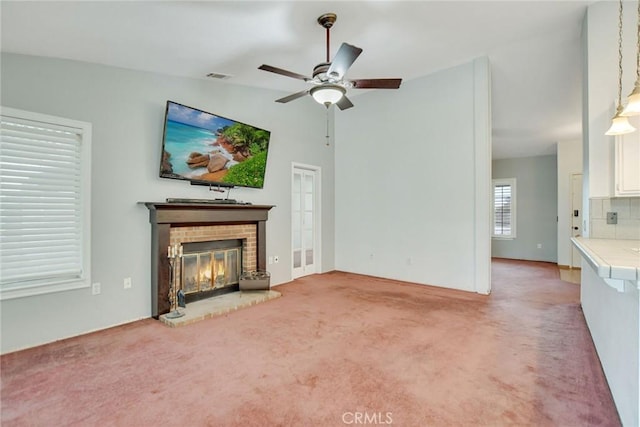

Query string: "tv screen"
[[159, 101, 271, 189]]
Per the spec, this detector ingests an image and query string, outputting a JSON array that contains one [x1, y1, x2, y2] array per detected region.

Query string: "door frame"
[[570, 173, 583, 269], [291, 162, 322, 279]]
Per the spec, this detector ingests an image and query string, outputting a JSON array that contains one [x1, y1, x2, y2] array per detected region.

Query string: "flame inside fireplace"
[[213, 252, 226, 287], [181, 241, 241, 297], [199, 266, 212, 288]]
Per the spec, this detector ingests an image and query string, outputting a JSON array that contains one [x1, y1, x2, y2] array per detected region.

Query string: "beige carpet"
[[1, 259, 619, 426]]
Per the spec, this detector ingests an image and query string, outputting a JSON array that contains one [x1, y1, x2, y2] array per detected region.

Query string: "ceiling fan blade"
[[336, 95, 354, 111], [327, 43, 363, 80], [275, 90, 310, 104], [351, 78, 402, 89], [258, 64, 311, 81]]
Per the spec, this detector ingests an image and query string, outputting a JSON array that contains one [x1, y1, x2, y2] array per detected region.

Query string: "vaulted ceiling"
[[1, 1, 592, 159]]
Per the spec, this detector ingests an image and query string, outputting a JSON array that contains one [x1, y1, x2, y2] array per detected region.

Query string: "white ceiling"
[[1, 1, 592, 159]]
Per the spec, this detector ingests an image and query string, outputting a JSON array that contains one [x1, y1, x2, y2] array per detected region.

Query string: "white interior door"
[[571, 173, 583, 268], [292, 165, 320, 279]]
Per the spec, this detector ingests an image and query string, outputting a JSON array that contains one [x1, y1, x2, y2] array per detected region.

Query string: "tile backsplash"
[[590, 197, 640, 239]]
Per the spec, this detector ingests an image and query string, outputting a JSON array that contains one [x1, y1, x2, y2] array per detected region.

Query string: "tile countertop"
[[571, 237, 640, 281]]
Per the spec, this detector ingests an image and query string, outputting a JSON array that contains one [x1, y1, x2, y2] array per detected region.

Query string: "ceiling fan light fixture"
[[606, 106, 637, 135], [310, 84, 345, 106], [258, 12, 400, 111]]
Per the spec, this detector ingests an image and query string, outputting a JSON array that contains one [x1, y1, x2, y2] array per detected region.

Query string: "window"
[[0, 107, 91, 299], [492, 178, 516, 239]]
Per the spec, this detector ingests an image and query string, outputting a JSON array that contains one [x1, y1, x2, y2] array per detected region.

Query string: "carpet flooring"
[[1, 259, 620, 426]]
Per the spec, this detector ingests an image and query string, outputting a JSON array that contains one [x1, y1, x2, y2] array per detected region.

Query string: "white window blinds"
[[0, 108, 91, 298], [492, 178, 516, 238]]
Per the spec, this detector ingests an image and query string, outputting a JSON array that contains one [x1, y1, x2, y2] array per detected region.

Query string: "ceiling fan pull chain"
[[325, 108, 330, 146]]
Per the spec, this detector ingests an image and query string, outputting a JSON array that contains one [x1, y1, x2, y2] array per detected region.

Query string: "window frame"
[[492, 178, 517, 240], [0, 106, 91, 300]]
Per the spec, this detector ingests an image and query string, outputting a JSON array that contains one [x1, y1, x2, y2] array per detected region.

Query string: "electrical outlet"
[[606, 212, 618, 224], [123, 277, 132, 289], [268, 256, 274, 265], [92, 282, 101, 295], [537, 243, 542, 249], [274, 256, 279, 264]]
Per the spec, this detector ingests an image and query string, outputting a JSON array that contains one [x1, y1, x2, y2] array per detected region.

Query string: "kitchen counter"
[[572, 237, 640, 282], [575, 237, 640, 425]]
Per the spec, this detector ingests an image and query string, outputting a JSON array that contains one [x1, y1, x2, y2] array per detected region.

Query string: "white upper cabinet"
[[615, 117, 640, 196]]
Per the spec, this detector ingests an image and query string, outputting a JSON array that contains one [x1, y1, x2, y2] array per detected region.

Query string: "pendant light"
[[622, 0, 640, 116], [606, 0, 637, 135]]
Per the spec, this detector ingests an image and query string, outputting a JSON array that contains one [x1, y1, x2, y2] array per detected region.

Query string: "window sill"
[[0, 279, 90, 300], [492, 236, 516, 240]]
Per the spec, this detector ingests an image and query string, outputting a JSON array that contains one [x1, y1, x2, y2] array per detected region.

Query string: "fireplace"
[[181, 239, 243, 303], [143, 202, 274, 318]]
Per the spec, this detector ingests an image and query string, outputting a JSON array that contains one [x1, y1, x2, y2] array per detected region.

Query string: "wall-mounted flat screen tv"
[[159, 101, 271, 189]]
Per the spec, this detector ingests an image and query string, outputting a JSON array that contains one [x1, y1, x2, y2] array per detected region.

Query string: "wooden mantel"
[[142, 202, 274, 318]]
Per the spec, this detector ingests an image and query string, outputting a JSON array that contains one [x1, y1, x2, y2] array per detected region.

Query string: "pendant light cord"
[[617, 0, 625, 108], [636, 0, 640, 79]]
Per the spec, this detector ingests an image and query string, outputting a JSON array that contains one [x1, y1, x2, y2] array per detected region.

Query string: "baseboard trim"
[[558, 264, 581, 270]]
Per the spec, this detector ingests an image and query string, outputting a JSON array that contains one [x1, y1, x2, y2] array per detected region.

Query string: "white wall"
[[334, 58, 491, 294], [557, 139, 582, 267], [492, 155, 558, 263], [0, 53, 335, 353]]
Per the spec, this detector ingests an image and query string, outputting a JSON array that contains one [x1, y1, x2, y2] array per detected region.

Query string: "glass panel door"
[[304, 174, 314, 267], [292, 172, 303, 270], [292, 165, 319, 279]]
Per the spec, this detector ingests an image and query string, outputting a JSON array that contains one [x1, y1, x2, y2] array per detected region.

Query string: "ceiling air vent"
[[206, 72, 232, 80]]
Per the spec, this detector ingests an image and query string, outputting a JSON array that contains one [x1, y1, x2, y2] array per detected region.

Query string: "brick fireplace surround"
[[143, 202, 274, 318]]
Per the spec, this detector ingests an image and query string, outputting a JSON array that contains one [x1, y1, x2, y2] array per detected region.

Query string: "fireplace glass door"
[[181, 240, 242, 302]]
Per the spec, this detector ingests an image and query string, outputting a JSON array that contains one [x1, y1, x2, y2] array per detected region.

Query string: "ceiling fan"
[[258, 13, 402, 110]]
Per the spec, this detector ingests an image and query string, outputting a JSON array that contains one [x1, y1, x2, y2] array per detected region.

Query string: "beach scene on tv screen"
[[161, 102, 270, 188]]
